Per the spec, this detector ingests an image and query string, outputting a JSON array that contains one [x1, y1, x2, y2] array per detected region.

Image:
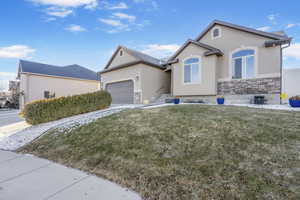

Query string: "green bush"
[[23, 91, 111, 125]]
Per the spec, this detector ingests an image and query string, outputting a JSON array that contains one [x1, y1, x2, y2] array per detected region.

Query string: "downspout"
[[280, 42, 291, 104]]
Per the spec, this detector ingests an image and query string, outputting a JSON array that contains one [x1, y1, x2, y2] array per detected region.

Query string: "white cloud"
[[284, 43, 300, 60], [99, 11, 148, 33], [30, 0, 98, 8], [99, 18, 130, 33], [30, 0, 98, 20], [99, 18, 125, 27], [132, 0, 158, 10], [257, 26, 271, 31], [65, 24, 87, 32], [0, 72, 17, 91], [103, 2, 128, 10], [286, 24, 296, 29], [268, 14, 278, 24], [0, 45, 35, 59], [45, 17, 57, 22], [141, 44, 180, 58], [45, 7, 73, 17], [112, 12, 136, 22]]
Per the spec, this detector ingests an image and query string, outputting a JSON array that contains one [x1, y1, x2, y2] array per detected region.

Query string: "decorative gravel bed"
[[0, 105, 142, 151]]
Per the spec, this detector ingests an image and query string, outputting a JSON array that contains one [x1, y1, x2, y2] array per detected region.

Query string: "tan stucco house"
[[100, 46, 170, 104], [100, 20, 291, 104], [18, 60, 100, 109]]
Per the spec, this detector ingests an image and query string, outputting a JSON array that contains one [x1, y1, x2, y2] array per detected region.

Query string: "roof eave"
[[100, 60, 165, 74], [204, 50, 223, 57], [265, 37, 292, 48], [195, 20, 288, 41], [163, 58, 179, 66], [167, 39, 223, 62], [104, 46, 122, 69], [19, 72, 99, 82]]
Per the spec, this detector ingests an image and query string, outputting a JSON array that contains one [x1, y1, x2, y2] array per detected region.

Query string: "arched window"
[[232, 49, 255, 79], [184, 58, 201, 83]]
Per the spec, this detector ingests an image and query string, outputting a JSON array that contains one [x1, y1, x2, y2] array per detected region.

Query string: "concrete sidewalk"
[[0, 150, 141, 200], [0, 121, 31, 140]]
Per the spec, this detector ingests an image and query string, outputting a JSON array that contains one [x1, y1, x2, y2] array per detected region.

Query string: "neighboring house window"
[[120, 50, 123, 56], [232, 49, 255, 79], [44, 91, 50, 99], [212, 27, 221, 39], [50, 92, 55, 98], [44, 91, 55, 99], [184, 58, 201, 83]]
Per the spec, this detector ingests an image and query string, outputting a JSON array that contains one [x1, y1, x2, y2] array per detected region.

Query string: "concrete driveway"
[[0, 110, 24, 127], [0, 150, 141, 200]]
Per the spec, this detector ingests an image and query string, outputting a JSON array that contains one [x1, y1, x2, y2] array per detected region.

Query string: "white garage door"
[[106, 80, 134, 104]]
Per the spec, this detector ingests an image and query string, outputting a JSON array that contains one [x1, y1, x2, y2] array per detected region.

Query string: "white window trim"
[[229, 47, 258, 80], [211, 27, 222, 40], [182, 56, 202, 85]]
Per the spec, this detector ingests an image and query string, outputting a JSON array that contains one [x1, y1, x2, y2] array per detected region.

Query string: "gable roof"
[[168, 39, 223, 61], [100, 60, 165, 74], [18, 60, 99, 81], [104, 45, 163, 69], [195, 20, 290, 41]]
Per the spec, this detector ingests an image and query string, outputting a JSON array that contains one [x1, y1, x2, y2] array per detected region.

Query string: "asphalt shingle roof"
[[19, 60, 99, 81], [167, 39, 223, 61], [104, 46, 165, 70], [121, 46, 163, 66]]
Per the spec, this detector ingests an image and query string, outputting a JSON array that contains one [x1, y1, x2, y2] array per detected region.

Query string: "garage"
[[106, 80, 134, 104]]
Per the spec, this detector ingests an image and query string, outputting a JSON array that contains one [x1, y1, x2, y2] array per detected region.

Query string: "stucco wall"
[[140, 65, 170, 102], [20, 74, 100, 109], [107, 48, 138, 69], [199, 24, 281, 80], [282, 68, 300, 103], [171, 43, 217, 96], [101, 64, 142, 94], [101, 64, 170, 103]]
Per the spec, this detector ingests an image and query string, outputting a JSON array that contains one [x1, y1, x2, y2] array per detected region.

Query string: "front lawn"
[[19, 105, 300, 200]]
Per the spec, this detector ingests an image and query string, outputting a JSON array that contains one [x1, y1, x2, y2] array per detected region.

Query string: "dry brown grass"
[[20, 105, 300, 200]]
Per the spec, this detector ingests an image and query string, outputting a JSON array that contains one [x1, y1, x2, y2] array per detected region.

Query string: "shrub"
[[23, 91, 111, 125], [289, 95, 300, 101]]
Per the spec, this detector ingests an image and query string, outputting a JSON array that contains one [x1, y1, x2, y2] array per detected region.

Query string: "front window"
[[232, 49, 255, 79], [184, 58, 200, 83]]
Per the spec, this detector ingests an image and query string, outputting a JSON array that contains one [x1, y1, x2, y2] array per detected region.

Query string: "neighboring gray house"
[[18, 60, 100, 109], [100, 20, 292, 104]]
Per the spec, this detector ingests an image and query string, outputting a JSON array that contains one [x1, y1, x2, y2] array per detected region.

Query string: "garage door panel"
[[106, 80, 134, 104]]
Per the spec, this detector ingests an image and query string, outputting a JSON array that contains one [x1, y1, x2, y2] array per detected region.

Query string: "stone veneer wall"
[[217, 77, 281, 95]]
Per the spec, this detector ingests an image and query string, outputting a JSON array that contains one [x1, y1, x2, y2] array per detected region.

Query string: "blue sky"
[[0, 0, 300, 90]]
